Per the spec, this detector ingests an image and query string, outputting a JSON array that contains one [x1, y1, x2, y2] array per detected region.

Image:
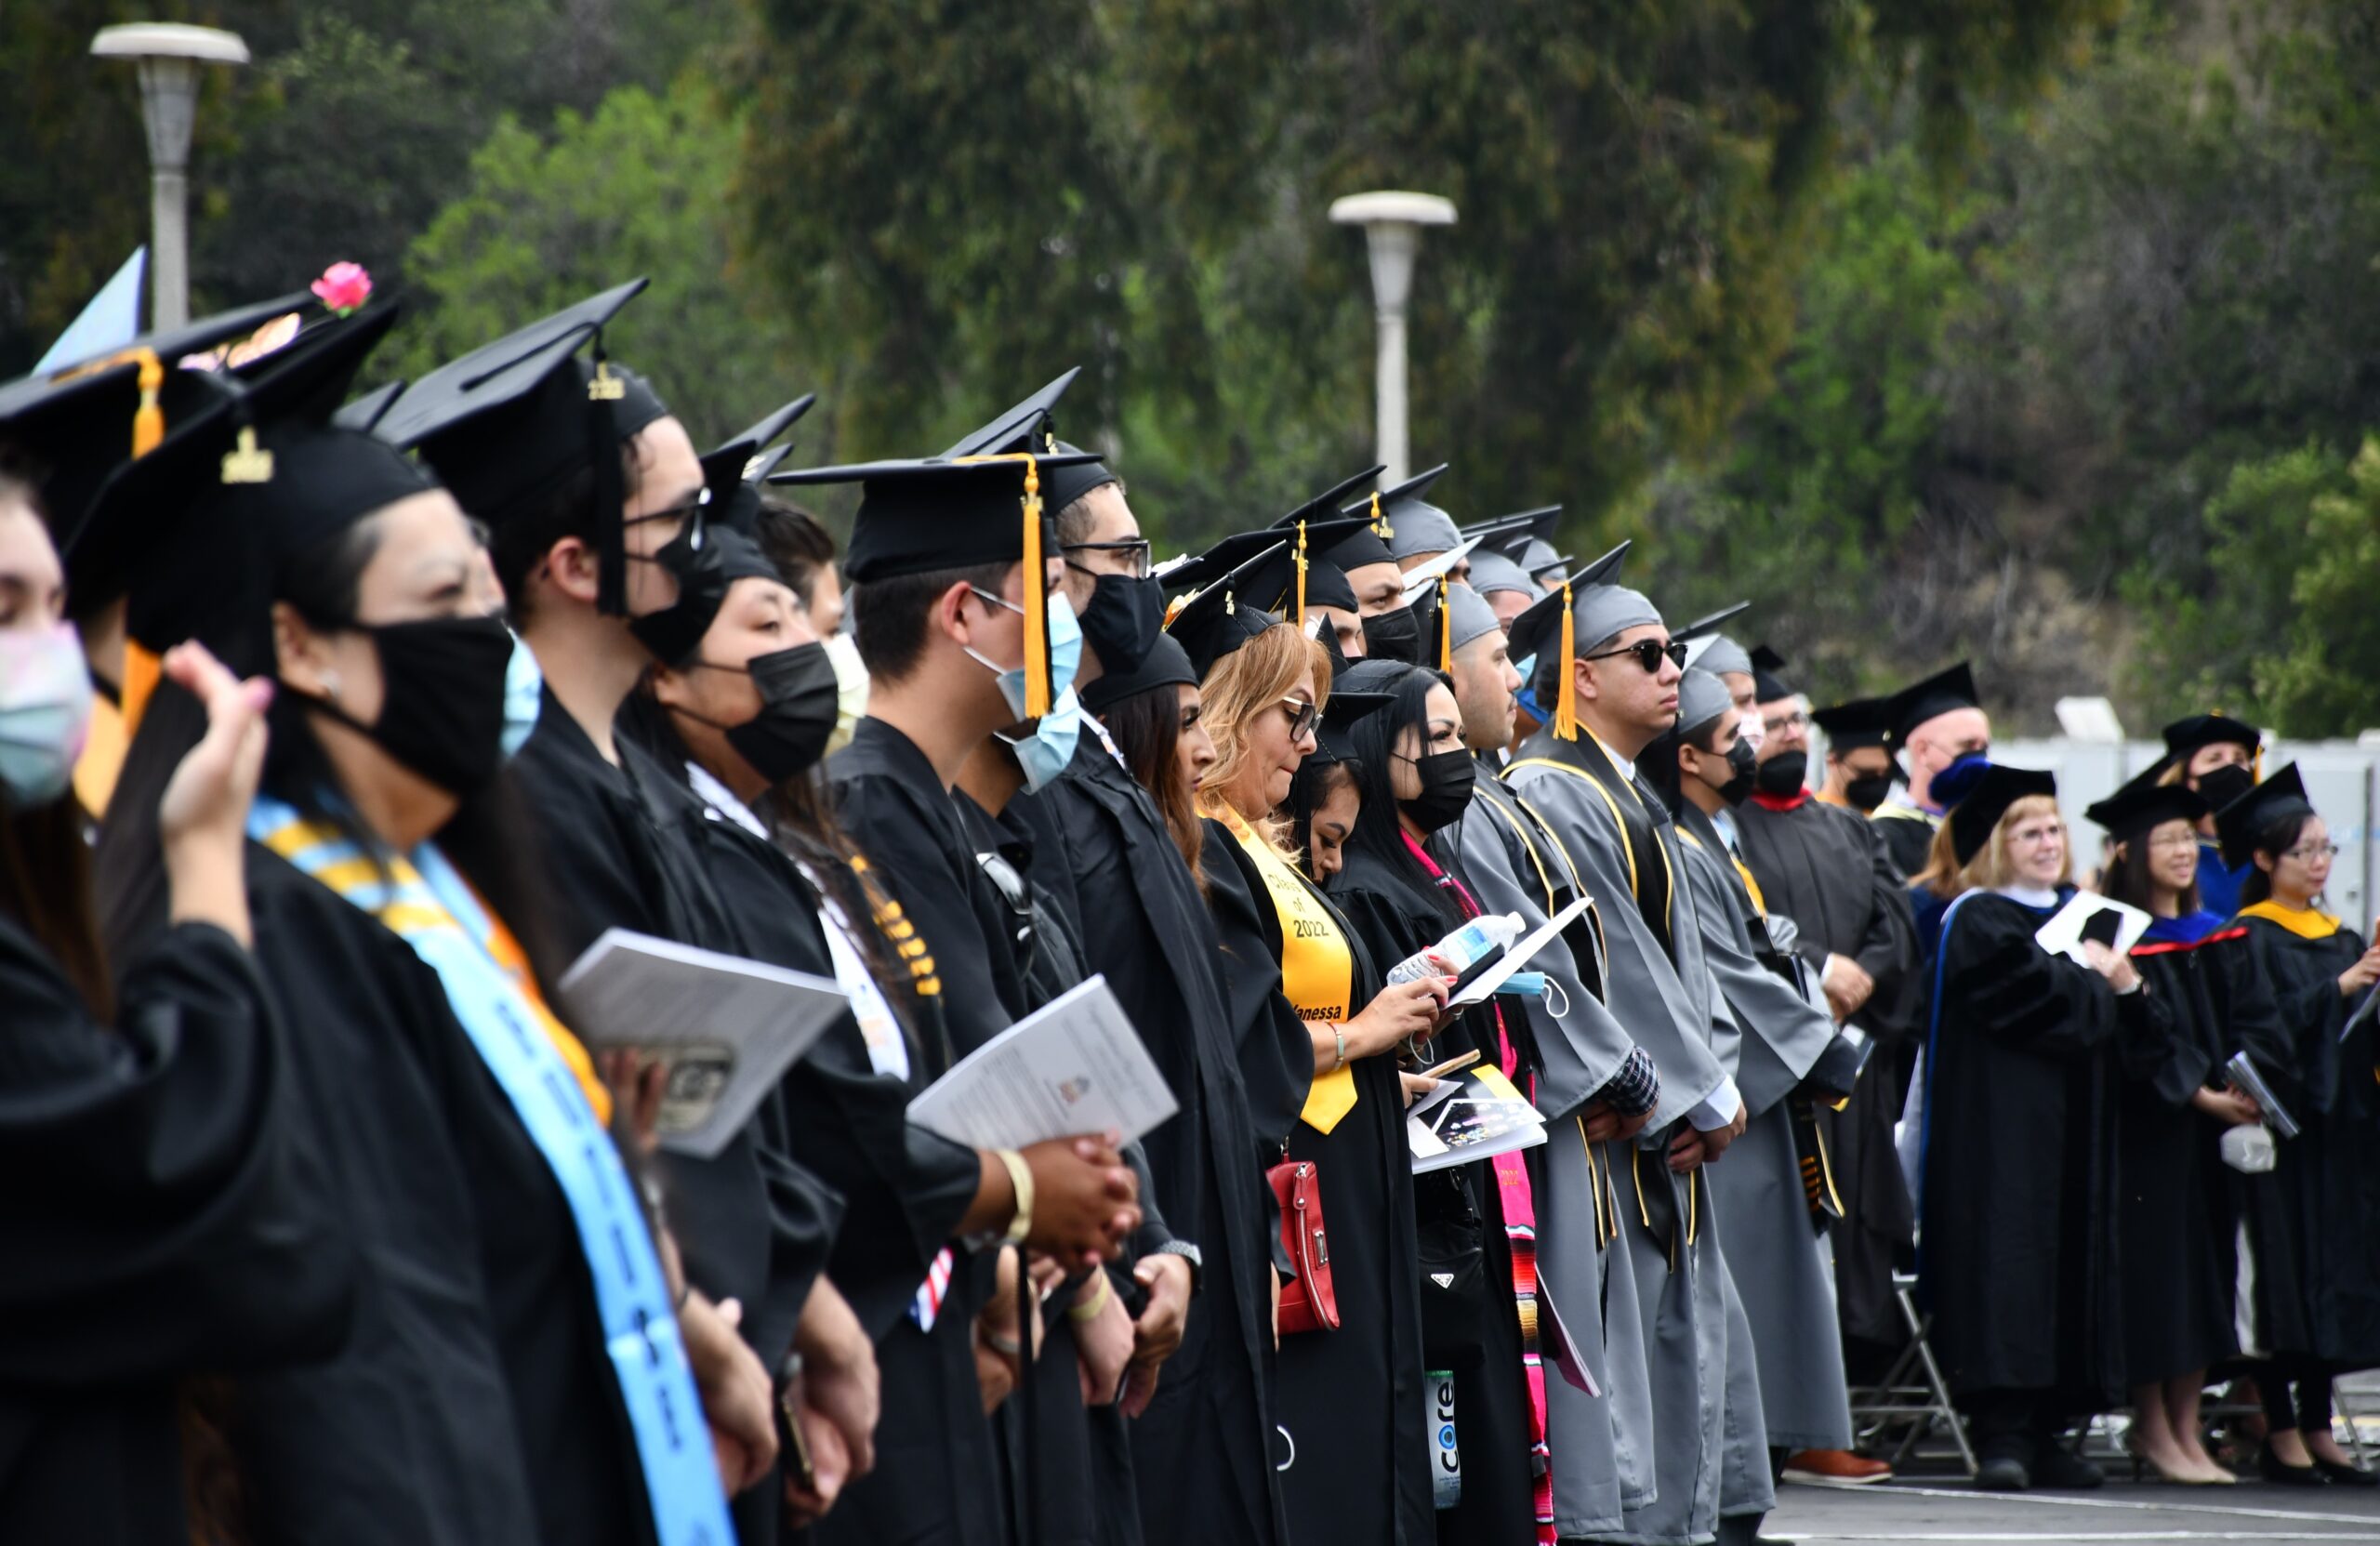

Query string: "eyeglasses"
[[967, 584, 1025, 616], [2145, 832, 2201, 852], [1276, 696, 1318, 742], [1583, 638, 1687, 673], [624, 487, 712, 531], [1061, 537, 1154, 579], [1763, 709, 1809, 735], [2007, 822, 2065, 846], [2283, 842, 2342, 862]]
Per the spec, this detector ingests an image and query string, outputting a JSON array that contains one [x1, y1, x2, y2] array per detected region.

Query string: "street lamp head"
[[1328, 192, 1458, 229], [91, 23, 251, 64]]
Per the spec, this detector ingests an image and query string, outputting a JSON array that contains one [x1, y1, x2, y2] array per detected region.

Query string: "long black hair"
[[2098, 827, 2202, 917], [1100, 680, 1206, 886], [2236, 809, 2315, 910], [1341, 663, 1467, 930], [1284, 754, 1357, 883]]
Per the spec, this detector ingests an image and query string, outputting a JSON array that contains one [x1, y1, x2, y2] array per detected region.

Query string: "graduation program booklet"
[[2033, 892, 2152, 965], [558, 928, 852, 1160], [906, 975, 1179, 1151], [1408, 1064, 1549, 1174]]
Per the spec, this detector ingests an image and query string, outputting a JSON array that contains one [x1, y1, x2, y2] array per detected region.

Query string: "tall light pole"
[[1329, 191, 1456, 486], [91, 22, 249, 334]]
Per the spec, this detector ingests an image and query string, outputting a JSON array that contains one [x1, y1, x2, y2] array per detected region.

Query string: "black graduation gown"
[[1329, 840, 1538, 1546], [234, 849, 656, 1546], [1733, 795, 1922, 1350], [2114, 929, 2242, 1385], [1040, 742, 1289, 1546], [1870, 804, 1937, 884], [1915, 891, 2139, 1409], [1200, 819, 1319, 1153], [2230, 917, 2380, 1367], [1212, 826, 1431, 1546], [0, 918, 354, 1546]]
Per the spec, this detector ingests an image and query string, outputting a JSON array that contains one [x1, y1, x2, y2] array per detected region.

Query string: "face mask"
[[998, 687, 1084, 797], [715, 642, 840, 783], [305, 615, 514, 797], [1736, 716, 1765, 758], [1844, 771, 1893, 813], [2198, 762, 2254, 813], [1754, 747, 1807, 799], [1710, 736, 1758, 806], [626, 514, 729, 668], [1361, 605, 1422, 666], [966, 588, 1083, 721], [0, 622, 94, 808], [1401, 747, 1476, 832], [823, 631, 868, 757], [500, 628, 544, 760], [1076, 572, 1162, 676]]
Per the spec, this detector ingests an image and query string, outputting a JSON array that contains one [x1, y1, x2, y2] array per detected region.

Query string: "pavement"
[[1768, 1476, 2380, 1544]]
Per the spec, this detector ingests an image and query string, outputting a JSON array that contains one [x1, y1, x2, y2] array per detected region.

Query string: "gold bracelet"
[[995, 1148, 1034, 1245], [1066, 1270, 1114, 1324]]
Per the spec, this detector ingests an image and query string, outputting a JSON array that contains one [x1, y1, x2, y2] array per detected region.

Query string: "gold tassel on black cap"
[[1294, 519, 1309, 628], [954, 452, 1051, 719]]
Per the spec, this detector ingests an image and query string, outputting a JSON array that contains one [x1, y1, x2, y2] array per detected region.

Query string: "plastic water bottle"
[[1389, 913, 1525, 985], [1426, 1369, 1461, 1509]]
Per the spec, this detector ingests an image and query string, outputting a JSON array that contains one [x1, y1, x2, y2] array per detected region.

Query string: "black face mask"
[[1712, 737, 1759, 806], [1402, 747, 1476, 832], [1362, 605, 1422, 666], [1075, 572, 1163, 676], [2197, 762, 2254, 813], [682, 642, 841, 784], [1755, 748, 1808, 799], [1843, 771, 1894, 813], [302, 615, 514, 797], [626, 516, 729, 668]]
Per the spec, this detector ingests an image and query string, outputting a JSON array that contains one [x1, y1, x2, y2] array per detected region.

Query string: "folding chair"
[[1844, 1274, 1977, 1477]]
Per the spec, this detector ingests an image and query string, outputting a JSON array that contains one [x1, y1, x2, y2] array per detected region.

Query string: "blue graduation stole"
[[250, 797, 732, 1546]]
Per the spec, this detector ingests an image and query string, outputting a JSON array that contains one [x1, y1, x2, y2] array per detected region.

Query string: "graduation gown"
[[1673, 805, 1850, 1457], [1329, 839, 1540, 1546], [1199, 819, 1318, 1152], [1454, 771, 1650, 1536], [1504, 730, 1735, 1545], [2229, 912, 2380, 1368], [1210, 811, 1432, 1546], [0, 918, 354, 1546], [1869, 799, 1938, 883], [1732, 792, 1921, 1352], [1041, 739, 1289, 1546], [2114, 918, 2246, 1385], [1913, 890, 2136, 1408]]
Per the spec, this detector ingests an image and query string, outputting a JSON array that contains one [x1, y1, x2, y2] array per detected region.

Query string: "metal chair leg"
[[1896, 1283, 1977, 1478]]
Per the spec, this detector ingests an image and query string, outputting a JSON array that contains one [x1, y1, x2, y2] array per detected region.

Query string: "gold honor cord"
[[954, 452, 1051, 719], [1554, 579, 1579, 741]]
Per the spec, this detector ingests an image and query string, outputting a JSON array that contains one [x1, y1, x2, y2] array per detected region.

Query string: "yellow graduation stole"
[[2236, 900, 2342, 940], [1219, 806, 1359, 1132]]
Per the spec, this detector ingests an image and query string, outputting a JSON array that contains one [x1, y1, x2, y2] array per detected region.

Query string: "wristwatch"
[[1157, 1238, 1205, 1295]]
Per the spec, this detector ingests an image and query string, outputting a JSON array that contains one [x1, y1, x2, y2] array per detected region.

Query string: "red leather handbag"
[[1269, 1156, 1340, 1333]]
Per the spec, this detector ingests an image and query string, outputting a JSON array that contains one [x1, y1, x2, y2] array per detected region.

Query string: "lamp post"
[[1329, 191, 1456, 485], [90, 22, 249, 334]]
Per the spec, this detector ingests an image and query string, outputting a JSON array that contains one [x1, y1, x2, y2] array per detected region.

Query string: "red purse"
[[1269, 1156, 1340, 1333]]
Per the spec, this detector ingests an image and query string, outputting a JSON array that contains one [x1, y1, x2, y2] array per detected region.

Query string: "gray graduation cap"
[[1676, 667, 1733, 738], [1445, 581, 1502, 654], [1466, 547, 1537, 599], [1351, 462, 1459, 561]]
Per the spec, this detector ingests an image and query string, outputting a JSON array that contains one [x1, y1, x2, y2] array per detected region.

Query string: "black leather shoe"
[[1975, 1454, 2030, 1491], [2314, 1455, 2379, 1487], [2031, 1445, 2105, 1490], [2259, 1444, 2329, 1487]]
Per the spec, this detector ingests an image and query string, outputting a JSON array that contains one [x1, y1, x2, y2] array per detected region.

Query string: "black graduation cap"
[[1079, 630, 1197, 716], [1810, 695, 1892, 751], [1311, 687, 1395, 765], [1883, 661, 1980, 747], [54, 287, 320, 377], [333, 379, 407, 436], [712, 526, 787, 587], [1750, 644, 1794, 705], [1165, 539, 1306, 679], [2215, 762, 2313, 869], [1947, 763, 2058, 867], [939, 368, 1079, 458], [2084, 760, 2210, 841], [368, 278, 659, 614], [1468, 504, 1557, 548], [1163, 515, 1373, 600], [700, 393, 818, 536], [2161, 713, 2262, 763]]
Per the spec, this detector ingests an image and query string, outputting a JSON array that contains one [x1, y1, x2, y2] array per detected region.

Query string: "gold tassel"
[[1369, 490, 1391, 541], [59, 347, 166, 456], [954, 451, 1050, 718], [1294, 520, 1308, 628], [1554, 579, 1580, 741], [1436, 575, 1452, 672], [121, 641, 162, 740]]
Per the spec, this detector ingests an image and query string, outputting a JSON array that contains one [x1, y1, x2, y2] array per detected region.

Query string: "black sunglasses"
[[1583, 638, 1687, 673]]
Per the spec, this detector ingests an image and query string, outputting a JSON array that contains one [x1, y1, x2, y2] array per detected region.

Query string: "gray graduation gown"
[[1674, 808, 1855, 1455], [1503, 731, 1738, 1545], [1455, 770, 1647, 1535]]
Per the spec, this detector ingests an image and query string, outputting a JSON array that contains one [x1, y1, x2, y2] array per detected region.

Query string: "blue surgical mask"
[[1511, 652, 1544, 725], [998, 686, 1083, 796], [0, 621, 94, 808], [964, 587, 1083, 721], [500, 628, 545, 760]]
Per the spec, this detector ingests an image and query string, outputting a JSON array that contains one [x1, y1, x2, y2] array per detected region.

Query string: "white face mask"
[[822, 631, 868, 758], [0, 621, 94, 808]]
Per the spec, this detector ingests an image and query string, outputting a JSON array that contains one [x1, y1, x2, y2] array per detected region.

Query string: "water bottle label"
[[1427, 1369, 1461, 1510]]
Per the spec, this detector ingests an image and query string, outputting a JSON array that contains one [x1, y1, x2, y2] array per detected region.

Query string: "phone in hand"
[[2080, 909, 2122, 949]]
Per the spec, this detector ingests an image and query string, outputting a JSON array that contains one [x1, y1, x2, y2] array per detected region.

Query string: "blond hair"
[[1914, 792, 2067, 898], [1195, 622, 1330, 846]]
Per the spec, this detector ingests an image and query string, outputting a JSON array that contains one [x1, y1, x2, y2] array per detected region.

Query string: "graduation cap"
[[1442, 582, 1502, 656], [1518, 536, 1571, 582], [774, 445, 1103, 719], [1676, 667, 1733, 739], [1947, 763, 2058, 867], [1882, 661, 1981, 748], [1250, 465, 1386, 625], [2215, 763, 2314, 869], [1165, 514, 1374, 609], [333, 378, 407, 436], [1465, 547, 1537, 600], [2084, 760, 2210, 841], [1469, 504, 1558, 549], [1164, 539, 1304, 679], [2161, 712, 2262, 764], [700, 392, 817, 535], [1810, 695, 1892, 751], [368, 278, 658, 616], [1311, 687, 1395, 765], [1323, 469, 1411, 574], [1672, 603, 1751, 672], [1504, 583, 1567, 680], [1545, 540, 1649, 742], [711, 526, 787, 586], [939, 368, 1079, 458], [1079, 630, 1197, 716], [1361, 463, 1457, 561], [1750, 644, 1794, 705]]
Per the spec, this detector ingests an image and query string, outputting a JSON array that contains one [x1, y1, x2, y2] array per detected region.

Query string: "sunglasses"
[[1584, 638, 1687, 673], [1276, 696, 1319, 742]]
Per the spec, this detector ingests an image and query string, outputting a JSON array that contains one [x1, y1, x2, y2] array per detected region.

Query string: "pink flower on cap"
[[311, 261, 372, 315]]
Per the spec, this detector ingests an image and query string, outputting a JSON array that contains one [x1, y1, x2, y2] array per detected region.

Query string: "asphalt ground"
[[1768, 1475, 2380, 1544]]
